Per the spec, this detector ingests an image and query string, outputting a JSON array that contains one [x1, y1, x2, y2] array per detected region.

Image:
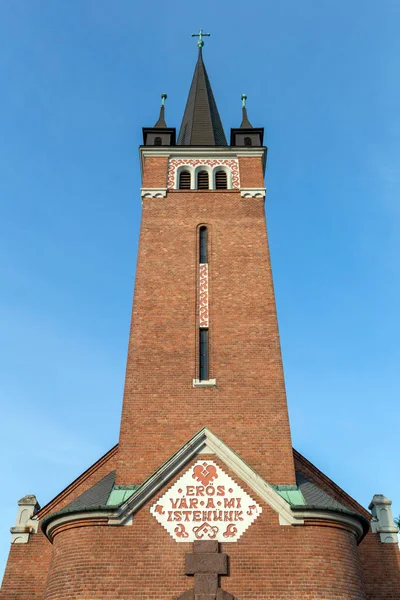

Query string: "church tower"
[[1, 33, 399, 600], [118, 37, 295, 487]]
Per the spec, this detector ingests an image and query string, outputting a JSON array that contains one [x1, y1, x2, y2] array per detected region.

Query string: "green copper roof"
[[273, 485, 306, 506], [106, 485, 140, 506]]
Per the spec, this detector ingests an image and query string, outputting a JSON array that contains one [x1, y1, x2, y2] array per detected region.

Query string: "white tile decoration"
[[199, 263, 209, 328], [150, 460, 262, 542], [167, 158, 240, 189]]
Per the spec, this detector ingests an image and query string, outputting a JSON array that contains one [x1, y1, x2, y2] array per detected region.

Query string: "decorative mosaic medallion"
[[150, 460, 262, 542]]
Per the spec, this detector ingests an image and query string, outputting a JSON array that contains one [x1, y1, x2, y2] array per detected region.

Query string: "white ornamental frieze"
[[150, 460, 262, 542], [167, 159, 240, 189]]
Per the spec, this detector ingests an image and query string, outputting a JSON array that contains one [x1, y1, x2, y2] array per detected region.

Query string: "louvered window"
[[244, 137, 252, 146], [197, 170, 209, 190], [215, 170, 227, 189], [179, 171, 191, 190], [154, 137, 162, 146]]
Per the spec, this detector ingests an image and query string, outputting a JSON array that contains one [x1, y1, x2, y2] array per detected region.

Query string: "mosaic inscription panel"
[[150, 460, 262, 542]]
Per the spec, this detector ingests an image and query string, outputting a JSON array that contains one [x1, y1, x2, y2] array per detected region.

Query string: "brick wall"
[[359, 530, 400, 600], [141, 156, 169, 188], [238, 156, 265, 188], [0, 447, 118, 599], [2, 445, 399, 599], [43, 455, 368, 600], [294, 449, 400, 600]]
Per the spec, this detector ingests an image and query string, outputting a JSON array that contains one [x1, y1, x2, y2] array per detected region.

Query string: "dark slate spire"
[[178, 47, 227, 146], [240, 94, 253, 128], [154, 93, 167, 127]]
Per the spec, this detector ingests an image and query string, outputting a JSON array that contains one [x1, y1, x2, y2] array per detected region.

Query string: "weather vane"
[[191, 29, 210, 48]]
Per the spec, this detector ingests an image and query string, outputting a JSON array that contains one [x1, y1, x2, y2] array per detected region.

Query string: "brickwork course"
[[1, 44, 400, 600]]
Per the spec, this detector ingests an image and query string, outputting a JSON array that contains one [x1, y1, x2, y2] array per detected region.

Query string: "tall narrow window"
[[199, 226, 209, 381], [215, 170, 227, 189], [197, 170, 209, 190], [199, 226, 208, 263], [179, 171, 191, 189], [244, 136, 252, 146], [154, 136, 162, 146], [199, 329, 209, 381]]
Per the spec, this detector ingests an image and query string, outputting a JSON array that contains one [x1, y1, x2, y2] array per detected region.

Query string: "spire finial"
[[161, 93, 167, 106], [240, 94, 253, 129], [191, 29, 210, 49]]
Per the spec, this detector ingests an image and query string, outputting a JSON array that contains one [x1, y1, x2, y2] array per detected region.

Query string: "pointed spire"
[[154, 93, 168, 128], [240, 94, 253, 128], [142, 93, 176, 146], [230, 93, 264, 147], [178, 44, 227, 146]]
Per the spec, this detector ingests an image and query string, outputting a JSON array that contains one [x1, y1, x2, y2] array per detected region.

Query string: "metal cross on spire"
[[192, 29, 210, 48]]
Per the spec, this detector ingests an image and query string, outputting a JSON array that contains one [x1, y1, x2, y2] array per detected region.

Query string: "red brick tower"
[[117, 42, 295, 487], [1, 34, 400, 600]]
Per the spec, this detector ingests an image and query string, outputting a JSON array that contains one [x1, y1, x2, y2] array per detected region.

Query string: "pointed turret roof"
[[153, 93, 168, 128], [240, 95, 253, 128], [240, 107, 253, 128], [178, 48, 227, 146], [154, 105, 166, 128]]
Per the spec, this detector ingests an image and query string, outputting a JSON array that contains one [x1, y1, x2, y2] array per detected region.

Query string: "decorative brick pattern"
[[199, 264, 209, 328], [167, 159, 240, 189]]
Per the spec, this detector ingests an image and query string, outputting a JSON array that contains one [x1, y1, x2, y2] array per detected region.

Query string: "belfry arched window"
[[154, 137, 162, 146], [215, 170, 227, 189], [179, 171, 191, 190], [197, 170, 209, 190], [244, 137, 252, 146]]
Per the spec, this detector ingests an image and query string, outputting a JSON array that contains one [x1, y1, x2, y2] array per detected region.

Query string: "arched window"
[[215, 170, 227, 189], [154, 137, 162, 146], [244, 137, 252, 146], [179, 171, 191, 190], [197, 170, 209, 190]]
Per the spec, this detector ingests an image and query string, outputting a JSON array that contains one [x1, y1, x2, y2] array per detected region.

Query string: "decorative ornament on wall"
[[199, 263, 209, 328], [150, 460, 262, 542], [167, 159, 240, 189]]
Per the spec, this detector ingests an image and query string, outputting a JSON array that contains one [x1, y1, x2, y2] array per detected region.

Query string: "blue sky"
[[1, 0, 399, 580]]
